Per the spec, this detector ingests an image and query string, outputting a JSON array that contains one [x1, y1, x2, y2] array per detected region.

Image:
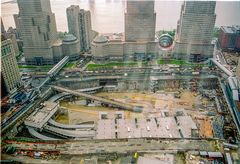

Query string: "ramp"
[[52, 86, 134, 111]]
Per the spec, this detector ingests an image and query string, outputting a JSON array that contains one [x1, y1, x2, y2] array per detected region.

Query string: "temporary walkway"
[[52, 86, 134, 111], [48, 119, 95, 130], [37, 56, 69, 91], [48, 56, 69, 78], [27, 126, 61, 141]]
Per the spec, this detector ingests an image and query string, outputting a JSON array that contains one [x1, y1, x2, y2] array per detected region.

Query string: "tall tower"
[[124, 0, 156, 42], [16, 0, 59, 65], [173, 1, 216, 62], [67, 5, 93, 52]]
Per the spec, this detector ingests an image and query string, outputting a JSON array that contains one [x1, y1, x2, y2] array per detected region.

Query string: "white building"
[[1, 39, 21, 94]]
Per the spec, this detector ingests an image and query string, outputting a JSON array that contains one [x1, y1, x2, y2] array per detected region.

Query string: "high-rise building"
[[67, 5, 93, 52], [173, 1, 216, 62], [1, 38, 21, 94], [124, 0, 156, 42], [16, 0, 61, 65]]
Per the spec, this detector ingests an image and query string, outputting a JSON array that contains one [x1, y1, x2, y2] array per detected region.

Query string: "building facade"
[[1, 39, 21, 94], [62, 34, 81, 61], [16, 0, 61, 65], [219, 26, 240, 52], [173, 1, 216, 62], [67, 5, 93, 52]]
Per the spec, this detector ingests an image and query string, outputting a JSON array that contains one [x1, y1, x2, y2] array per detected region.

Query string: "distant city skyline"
[[1, 0, 240, 33]]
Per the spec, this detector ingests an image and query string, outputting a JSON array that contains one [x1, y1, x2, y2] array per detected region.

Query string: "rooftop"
[[63, 34, 77, 42], [221, 26, 240, 34], [96, 116, 197, 139], [93, 35, 108, 43], [102, 33, 124, 41]]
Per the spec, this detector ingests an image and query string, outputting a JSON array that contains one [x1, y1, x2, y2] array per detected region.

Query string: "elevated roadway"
[[48, 119, 94, 130], [27, 126, 61, 141], [43, 124, 95, 138], [52, 86, 135, 111]]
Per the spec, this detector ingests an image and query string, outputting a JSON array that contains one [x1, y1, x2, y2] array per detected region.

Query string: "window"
[[32, 17, 35, 26], [38, 26, 41, 33], [47, 15, 51, 23]]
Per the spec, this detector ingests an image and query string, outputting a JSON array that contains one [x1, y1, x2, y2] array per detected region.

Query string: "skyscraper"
[[173, 1, 216, 62], [1, 38, 21, 94], [67, 5, 93, 52], [124, 0, 156, 42], [16, 0, 60, 65]]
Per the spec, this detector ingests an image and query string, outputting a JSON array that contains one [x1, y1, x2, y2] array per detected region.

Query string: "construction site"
[[6, 71, 235, 142], [1, 62, 239, 163]]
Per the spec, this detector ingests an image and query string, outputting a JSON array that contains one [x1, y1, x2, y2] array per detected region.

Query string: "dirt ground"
[[196, 118, 213, 138], [58, 100, 144, 124], [96, 91, 201, 115]]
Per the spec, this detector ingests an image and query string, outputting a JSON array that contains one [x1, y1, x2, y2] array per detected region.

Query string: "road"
[[55, 74, 218, 83], [5, 139, 218, 155]]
